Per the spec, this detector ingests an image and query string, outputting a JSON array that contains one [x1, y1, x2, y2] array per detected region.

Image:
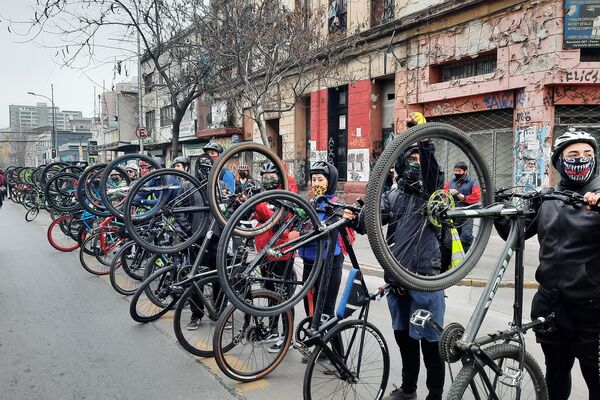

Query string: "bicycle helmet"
[[203, 142, 224, 154], [152, 156, 165, 168], [172, 156, 190, 166], [260, 162, 278, 175], [551, 128, 598, 166], [238, 163, 250, 172], [310, 161, 330, 177]]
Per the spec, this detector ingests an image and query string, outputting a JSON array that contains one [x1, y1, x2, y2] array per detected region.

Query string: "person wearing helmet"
[[443, 161, 481, 252], [365, 139, 446, 400], [526, 128, 600, 399], [203, 142, 235, 192], [235, 163, 258, 196], [294, 161, 356, 362], [172, 156, 190, 171]]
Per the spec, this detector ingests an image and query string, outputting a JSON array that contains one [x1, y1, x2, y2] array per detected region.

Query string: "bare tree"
[[198, 0, 357, 146], [29, 0, 214, 156]]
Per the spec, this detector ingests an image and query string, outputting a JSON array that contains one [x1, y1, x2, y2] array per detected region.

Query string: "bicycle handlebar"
[[311, 195, 364, 213]]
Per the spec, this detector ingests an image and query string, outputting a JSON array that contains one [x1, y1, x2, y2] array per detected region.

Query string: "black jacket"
[[531, 176, 600, 302]]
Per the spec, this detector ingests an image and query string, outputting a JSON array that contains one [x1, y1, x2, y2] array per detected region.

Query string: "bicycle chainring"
[[439, 322, 465, 363]]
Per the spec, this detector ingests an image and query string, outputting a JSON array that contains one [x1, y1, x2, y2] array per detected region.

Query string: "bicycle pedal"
[[410, 309, 432, 328], [293, 342, 310, 356], [499, 367, 523, 387]]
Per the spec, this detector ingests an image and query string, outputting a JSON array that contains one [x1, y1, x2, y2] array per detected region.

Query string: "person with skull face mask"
[[379, 140, 447, 400], [525, 128, 600, 400]]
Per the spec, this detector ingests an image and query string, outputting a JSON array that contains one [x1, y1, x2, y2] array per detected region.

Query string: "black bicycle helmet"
[[260, 162, 278, 175], [310, 161, 330, 177], [203, 142, 224, 154], [172, 156, 190, 166]]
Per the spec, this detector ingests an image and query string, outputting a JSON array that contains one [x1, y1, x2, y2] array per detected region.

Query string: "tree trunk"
[[253, 107, 269, 147], [171, 114, 183, 161]]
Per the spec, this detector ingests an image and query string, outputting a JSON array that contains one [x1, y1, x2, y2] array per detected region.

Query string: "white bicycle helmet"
[[551, 128, 597, 165]]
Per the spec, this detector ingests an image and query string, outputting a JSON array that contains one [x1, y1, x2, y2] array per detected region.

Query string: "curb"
[[347, 262, 539, 289]]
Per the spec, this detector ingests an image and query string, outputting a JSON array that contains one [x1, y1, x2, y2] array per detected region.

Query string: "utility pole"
[[137, 7, 145, 154], [51, 84, 56, 161]]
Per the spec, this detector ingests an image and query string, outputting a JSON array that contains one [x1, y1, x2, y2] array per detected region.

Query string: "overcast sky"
[[0, 1, 137, 129]]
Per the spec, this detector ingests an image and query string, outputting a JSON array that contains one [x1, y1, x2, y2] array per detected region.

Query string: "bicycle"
[[213, 191, 391, 396], [407, 188, 600, 399]]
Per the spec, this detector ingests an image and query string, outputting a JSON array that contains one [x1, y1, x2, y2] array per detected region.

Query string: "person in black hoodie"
[[529, 128, 600, 400]]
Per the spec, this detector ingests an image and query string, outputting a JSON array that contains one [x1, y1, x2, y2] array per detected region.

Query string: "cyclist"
[[298, 161, 355, 362], [235, 163, 258, 196], [528, 129, 600, 400], [370, 140, 446, 400], [203, 142, 235, 192], [443, 161, 481, 252], [281, 160, 298, 193]]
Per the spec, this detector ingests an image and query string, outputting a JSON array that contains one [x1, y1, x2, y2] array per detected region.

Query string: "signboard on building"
[[564, 0, 600, 48]]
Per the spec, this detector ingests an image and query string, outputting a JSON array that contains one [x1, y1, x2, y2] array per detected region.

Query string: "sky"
[[0, 1, 137, 129]]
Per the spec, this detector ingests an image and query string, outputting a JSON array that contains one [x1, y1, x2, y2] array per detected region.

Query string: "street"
[[0, 202, 586, 400]]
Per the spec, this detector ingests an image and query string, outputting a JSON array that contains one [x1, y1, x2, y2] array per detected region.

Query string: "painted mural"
[[514, 125, 550, 190], [347, 148, 370, 182]]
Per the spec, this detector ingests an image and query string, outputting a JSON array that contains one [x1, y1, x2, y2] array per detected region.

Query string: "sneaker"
[[264, 332, 280, 343], [267, 336, 286, 353], [186, 317, 202, 331], [383, 386, 417, 400]]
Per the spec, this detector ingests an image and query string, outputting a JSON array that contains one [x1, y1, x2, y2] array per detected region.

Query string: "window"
[[160, 105, 172, 127], [143, 73, 154, 94], [328, 0, 347, 34], [145, 110, 155, 131], [371, 0, 394, 27], [580, 48, 600, 62], [430, 52, 497, 83]]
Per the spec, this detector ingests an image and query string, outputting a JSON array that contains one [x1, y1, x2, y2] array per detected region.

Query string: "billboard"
[[564, 0, 600, 48]]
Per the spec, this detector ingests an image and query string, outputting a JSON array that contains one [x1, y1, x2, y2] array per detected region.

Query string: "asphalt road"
[[0, 202, 236, 400], [0, 201, 587, 400]]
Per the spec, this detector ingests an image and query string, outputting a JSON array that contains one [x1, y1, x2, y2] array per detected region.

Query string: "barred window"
[[431, 52, 497, 83]]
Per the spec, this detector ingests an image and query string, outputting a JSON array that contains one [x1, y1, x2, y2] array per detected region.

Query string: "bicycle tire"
[[109, 241, 152, 296], [446, 343, 548, 400], [76, 164, 111, 217], [99, 154, 161, 219], [129, 265, 179, 323], [303, 320, 390, 400], [207, 142, 288, 233], [123, 169, 210, 254], [44, 172, 81, 212], [212, 289, 294, 382], [47, 215, 80, 252], [25, 207, 39, 222], [217, 190, 325, 317], [79, 234, 111, 275], [364, 123, 494, 291], [173, 276, 228, 357]]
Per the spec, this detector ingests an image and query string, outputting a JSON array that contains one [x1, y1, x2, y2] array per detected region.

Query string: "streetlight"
[[27, 84, 56, 161]]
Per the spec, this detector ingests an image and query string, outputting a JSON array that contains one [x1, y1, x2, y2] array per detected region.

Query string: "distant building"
[[8, 102, 83, 131]]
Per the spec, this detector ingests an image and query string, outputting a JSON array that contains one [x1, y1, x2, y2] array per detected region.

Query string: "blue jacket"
[[298, 194, 343, 261]]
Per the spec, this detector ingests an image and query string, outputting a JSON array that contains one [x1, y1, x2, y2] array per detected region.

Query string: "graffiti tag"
[[482, 91, 515, 110], [564, 70, 600, 84]]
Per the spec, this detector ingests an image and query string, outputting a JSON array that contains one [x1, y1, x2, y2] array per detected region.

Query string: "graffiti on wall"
[[563, 70, 600, 83], [554, 85, 600, 105], [347, 149, 370, 182], [514, 125, 550, 190], [483, 91, 515, 110], [424, 91, 519, 117]]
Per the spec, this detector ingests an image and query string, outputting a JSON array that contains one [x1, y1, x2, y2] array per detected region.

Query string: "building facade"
[[252, 0, 600, 198]]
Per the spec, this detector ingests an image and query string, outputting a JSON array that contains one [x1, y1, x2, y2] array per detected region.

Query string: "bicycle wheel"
[[129, 265, 179, 323], [25, 207, 39, 222], [447, 343, 547, 400], [212, 289, 294, 382], [109, 241, 154, 296], [303, 320, 390, 400], [364, 123, 494, 291], [217, 190, 324, 317], [208, 142, 288, 233], [44, 172, 81, 212], [47, 215, 80, 252], [76, 164, 111, 217], [99, 154, 161, 218], [79, 234, 111, 275], [123, 168, 210, 254], [173, 275, 228, 357]]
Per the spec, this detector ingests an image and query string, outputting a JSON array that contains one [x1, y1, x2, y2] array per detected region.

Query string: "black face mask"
[[239, 171, 248, 179], [556, 156, 596, 188], [454, 173, 464, 181], [401, 161, 423, 192]]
